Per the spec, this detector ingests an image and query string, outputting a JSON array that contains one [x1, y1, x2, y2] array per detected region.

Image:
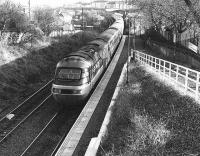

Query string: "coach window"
[[108, 45, 112, 57], [96, 53, 102, 68], [90, 66, 94, 79]]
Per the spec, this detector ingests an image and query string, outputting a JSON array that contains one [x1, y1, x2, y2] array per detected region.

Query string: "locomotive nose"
[[52, 91, 88, 106]]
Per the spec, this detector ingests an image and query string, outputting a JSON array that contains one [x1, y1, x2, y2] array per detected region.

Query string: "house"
[[106, 0, 125, 10], [92, 0, 107, 9]]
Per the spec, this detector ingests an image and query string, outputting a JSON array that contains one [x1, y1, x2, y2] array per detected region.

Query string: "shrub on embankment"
[[99, 63, 200, 156], [0, 31, 98, 111]]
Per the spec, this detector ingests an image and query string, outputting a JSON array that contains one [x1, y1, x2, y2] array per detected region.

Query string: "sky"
[[11, 0, 91, 8]]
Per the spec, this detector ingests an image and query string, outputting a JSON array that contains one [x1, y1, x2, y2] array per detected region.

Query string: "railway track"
[[0, 79, 84, 156], [19, 106, 83, 156], [0, 64, 117, 156], [0, 98, 83, 156], [0, 80, 52, 142], [0, 94, 52, 143], [0, 80, 57, 155], [0, 80, 53, 119], [0, 95, 57, 155]]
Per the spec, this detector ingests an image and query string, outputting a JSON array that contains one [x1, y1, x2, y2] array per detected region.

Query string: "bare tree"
[[33, 7, 56, 36], [179, 0, 200, 51], [0, 1, 29, 32], [183, 0, 200, 25], [130, 0, 192, 33]]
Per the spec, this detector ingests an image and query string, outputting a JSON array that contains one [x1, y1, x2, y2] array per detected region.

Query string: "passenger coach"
[[52, 14, 124, 106]]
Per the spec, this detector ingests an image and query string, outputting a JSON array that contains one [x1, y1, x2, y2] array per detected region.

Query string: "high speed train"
[[51, 14, 124, 106]]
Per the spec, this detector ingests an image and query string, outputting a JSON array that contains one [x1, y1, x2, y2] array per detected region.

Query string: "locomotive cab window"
[[56, 68, 82, 80]]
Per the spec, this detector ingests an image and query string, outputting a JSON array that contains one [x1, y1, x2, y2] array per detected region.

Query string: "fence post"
[[163, 60, 166, 76], [151, 56, 154, 69], [139, 52, 141, 62], [195, 73, 199, 100], [142, 53, 144, 65], [149, 56, 151, 68], [139, 52, 141, 63], [159, 59, 161, 74], [131, 49, 134, 60], [169, 63, 172, 79], [184, 68, 188, 95], [135, 51, 137, 61], [155, 58, 158, 71], [175, 65, 179, 89], [153, 57, 155, 69], [138, 53, 142, 64], [146, 54, 148, 65]]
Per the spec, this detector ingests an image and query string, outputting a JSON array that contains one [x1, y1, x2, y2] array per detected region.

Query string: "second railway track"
[[20, 106, 83, 156], [0, 81, 52, 142], [0, 95, 57, 156], [0, 79, 85, 156]]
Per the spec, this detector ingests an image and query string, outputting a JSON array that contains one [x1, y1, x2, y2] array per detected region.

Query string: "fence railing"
[[133, 50, 200, 100]]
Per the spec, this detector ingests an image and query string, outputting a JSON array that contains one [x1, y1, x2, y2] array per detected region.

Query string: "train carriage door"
[[89, 65, 94, 87], [106, 45, 110, 65], [88, 66, 92, 84], [102, 45, 109, 68], [108, 42, 112, 59]]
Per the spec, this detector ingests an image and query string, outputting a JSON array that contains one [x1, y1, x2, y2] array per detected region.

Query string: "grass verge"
[[98, 62, 200, 156]]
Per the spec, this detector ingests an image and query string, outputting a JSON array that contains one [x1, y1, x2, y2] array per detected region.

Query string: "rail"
[[134, 50, 200, 100]]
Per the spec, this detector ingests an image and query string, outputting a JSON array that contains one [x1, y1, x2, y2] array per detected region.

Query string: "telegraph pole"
[[126, 1, 129, 84], [126, 17, 131, 84], [28, 0, 30, 20], [81, 7, 84, 41], [82, 7, 84, 31]]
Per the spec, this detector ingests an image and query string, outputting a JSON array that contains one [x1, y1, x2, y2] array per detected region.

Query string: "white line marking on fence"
[[133, 50, 200, 101]]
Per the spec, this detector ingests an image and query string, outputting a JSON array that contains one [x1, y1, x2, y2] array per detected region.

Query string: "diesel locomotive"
[[51, 14, 124, 106]]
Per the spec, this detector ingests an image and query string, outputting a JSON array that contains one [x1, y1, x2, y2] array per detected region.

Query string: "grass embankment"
[[99, 63, 200, 156], [0, 31, 98, 111]]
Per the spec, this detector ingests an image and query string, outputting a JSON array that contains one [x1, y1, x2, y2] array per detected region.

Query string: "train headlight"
[[52, 88, 61, 94], [72, 90, 81, 94]]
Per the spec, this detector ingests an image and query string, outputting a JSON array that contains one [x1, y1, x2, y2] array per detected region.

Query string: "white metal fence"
[[133, 50, 200, 100]]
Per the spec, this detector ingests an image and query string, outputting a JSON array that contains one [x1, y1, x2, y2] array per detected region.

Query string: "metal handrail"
[[133, 49, 200, 100]]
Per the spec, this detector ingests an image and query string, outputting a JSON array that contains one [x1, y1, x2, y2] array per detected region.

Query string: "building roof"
[[93, 0, 107, 2]]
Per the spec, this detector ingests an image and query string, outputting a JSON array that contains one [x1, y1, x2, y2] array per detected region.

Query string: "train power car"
[[51, 14, 124, 106]]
